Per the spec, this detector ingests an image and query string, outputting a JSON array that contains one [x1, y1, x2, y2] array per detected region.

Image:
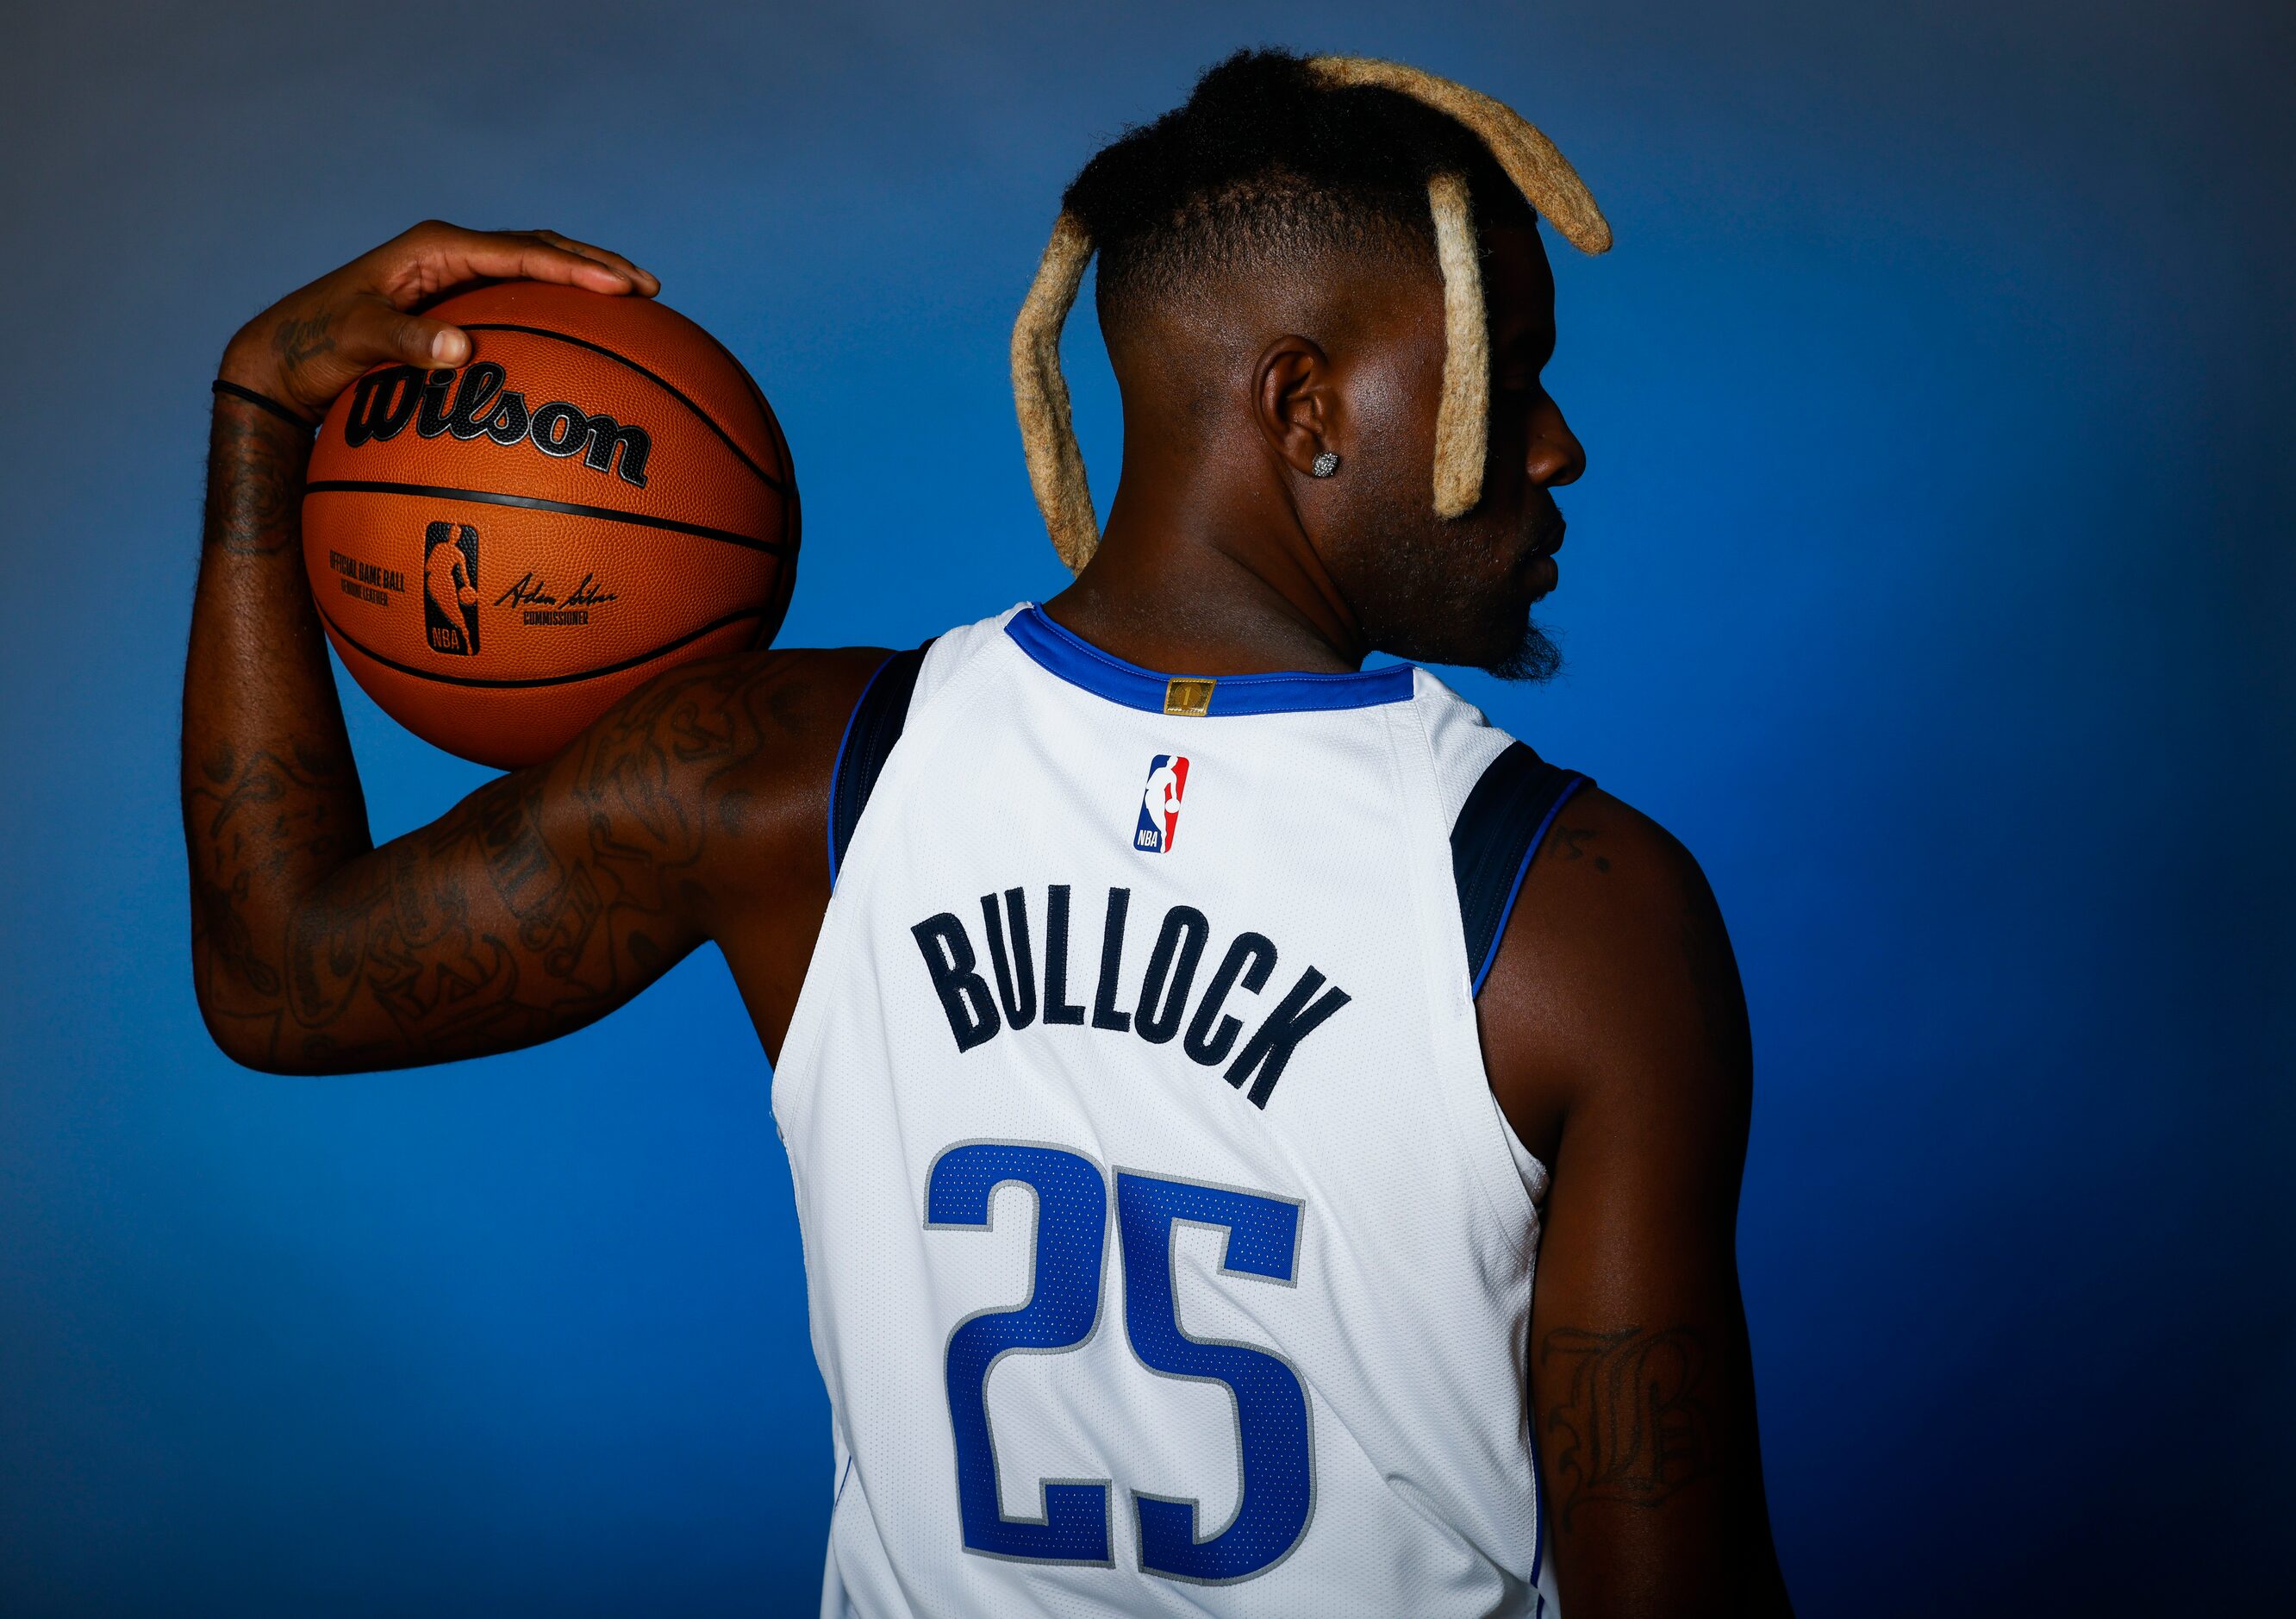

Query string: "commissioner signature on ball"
[[494, 572, 619, 609]]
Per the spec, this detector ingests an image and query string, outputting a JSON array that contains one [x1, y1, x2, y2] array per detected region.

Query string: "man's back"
[[788, 606, 1582, 1612], [185, 46, 1796, 1612]]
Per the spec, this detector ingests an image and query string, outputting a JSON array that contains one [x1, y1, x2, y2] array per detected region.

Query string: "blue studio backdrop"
[[3, 2, 2287, 1613]]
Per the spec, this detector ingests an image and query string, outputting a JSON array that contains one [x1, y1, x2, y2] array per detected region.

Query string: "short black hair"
[[1063, 47, 1532, 328]]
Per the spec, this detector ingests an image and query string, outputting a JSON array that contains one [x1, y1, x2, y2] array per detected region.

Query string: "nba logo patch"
[[1134, 754, 1189, 853]]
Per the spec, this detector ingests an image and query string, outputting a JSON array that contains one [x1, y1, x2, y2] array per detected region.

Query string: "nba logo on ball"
[[422, 521, 482, 656], [1134, 755, 1190, 853]]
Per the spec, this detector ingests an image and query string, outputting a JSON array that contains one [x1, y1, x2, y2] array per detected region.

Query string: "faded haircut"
[[1013, 48, 1611, 572]]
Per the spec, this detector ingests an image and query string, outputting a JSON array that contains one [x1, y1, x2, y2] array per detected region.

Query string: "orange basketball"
[[304, 281, 797, 770]]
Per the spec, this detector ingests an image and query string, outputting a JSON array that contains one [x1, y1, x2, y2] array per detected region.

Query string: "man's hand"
[[216, 222, 659, 420], [185, 219, 882, 1078]]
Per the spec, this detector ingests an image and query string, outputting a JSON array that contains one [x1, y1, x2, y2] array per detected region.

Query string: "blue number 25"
[[923, 1143, 1313, 1584]]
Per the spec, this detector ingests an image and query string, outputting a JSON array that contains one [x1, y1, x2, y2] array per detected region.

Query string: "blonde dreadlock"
[[1012, 50, 1610, 572]]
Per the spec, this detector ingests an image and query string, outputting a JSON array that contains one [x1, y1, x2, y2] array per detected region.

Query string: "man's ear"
[[1253, 334, 1340, 478]]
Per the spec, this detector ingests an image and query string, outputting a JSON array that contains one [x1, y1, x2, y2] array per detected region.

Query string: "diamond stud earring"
[[1310, 451, 1340, 478]]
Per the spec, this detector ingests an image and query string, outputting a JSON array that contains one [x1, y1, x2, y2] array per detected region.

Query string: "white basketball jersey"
[[773, 604, 1588, 1617]]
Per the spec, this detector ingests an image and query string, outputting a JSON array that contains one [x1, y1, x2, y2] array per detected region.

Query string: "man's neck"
[[1041, 475, 1367, 676]]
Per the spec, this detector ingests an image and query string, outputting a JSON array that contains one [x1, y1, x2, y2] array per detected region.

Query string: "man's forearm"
[[179, 224, 707, 1073], [182, 397, 373, 1064]]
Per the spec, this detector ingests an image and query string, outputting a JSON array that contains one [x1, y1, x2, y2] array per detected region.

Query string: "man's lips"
[[1518, 521, 1564, 599]]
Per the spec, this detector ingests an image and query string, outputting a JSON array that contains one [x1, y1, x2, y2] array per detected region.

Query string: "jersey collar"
[[1004, 603, 1418, 716]]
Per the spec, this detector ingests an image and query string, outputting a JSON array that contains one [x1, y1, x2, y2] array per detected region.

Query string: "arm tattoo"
[[190, 654, 810, 1070], [207, 409, 306, 556], [1538, 1323, 1716, 1530], [1554, 824, 1610, 872], [188, 736, 365, 1053], [271, 310, 336, 375]]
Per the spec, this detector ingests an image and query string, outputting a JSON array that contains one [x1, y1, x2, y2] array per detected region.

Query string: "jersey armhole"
[[827, 641, 932, 887], [1449, 741, 1591, 997]]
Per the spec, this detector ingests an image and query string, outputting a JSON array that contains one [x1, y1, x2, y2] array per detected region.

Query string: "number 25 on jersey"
[[925, 1142, 1313, 1584]]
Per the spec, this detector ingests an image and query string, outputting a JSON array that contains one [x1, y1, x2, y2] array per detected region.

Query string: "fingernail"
[[432, 330, 464, 363]]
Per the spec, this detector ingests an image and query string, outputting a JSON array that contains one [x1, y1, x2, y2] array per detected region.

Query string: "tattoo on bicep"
[[1553, 824, 1611, 872], [190, 652, 816, 1067], [1538, 1323, 1715, 1530]]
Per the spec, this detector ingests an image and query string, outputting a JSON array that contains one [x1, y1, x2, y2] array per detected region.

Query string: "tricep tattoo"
[[1538, 1323, 1717, 1530]]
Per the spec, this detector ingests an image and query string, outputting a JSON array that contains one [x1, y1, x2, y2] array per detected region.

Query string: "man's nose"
[[1526, 401, 1586, 490]]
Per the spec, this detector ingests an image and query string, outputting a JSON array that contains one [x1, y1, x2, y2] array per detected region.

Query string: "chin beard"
[[1480, 621, 1563, 683]]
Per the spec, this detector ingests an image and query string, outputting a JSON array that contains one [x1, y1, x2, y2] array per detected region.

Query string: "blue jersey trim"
[[1004, 604, 1418, 716], [1469, 771, 1588, 998], [826, 651, 899, 889]]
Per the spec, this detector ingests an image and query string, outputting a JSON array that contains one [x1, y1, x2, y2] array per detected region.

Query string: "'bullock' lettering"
[[907, 887, 1350, 1110], [1186, 933, 1277, 1067], [979, 889, 1038, 1029], [1043, 885, 1087, 1026], [913, 914, 1000, 1053], [1090, 887, 1133, 1033], [1225, 969, 1351, 1108], [1134, 905, 1209, 1044]]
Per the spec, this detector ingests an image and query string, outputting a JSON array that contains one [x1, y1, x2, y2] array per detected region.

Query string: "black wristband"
[[211, 378, 320, 434]]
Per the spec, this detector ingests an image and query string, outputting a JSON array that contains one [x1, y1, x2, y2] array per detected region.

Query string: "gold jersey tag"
[[1163, 678, 1216, 717]]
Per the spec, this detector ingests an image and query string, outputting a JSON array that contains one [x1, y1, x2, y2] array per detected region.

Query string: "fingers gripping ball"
[[304, 282, 798, 769]]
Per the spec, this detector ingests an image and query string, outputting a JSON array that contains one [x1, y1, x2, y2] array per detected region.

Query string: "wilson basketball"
[[304, 282, 797, 769]]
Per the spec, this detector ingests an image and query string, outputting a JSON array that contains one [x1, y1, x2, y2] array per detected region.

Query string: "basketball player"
[[184, 51, 1792, 1617]]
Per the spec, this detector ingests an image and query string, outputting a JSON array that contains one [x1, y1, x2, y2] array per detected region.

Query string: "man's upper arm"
[[196, 646, 885, 1073], [1476, 788, 1791, 1617]]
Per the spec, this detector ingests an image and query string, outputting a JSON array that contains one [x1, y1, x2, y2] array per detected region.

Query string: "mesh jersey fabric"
[[775, 604, 1562, 1617]]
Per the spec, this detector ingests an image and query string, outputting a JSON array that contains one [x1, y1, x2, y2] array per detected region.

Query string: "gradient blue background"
[[3, 2, 2287, 1612]]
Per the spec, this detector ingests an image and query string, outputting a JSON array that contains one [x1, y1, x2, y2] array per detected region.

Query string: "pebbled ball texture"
[[304, 281, 797, 770]]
